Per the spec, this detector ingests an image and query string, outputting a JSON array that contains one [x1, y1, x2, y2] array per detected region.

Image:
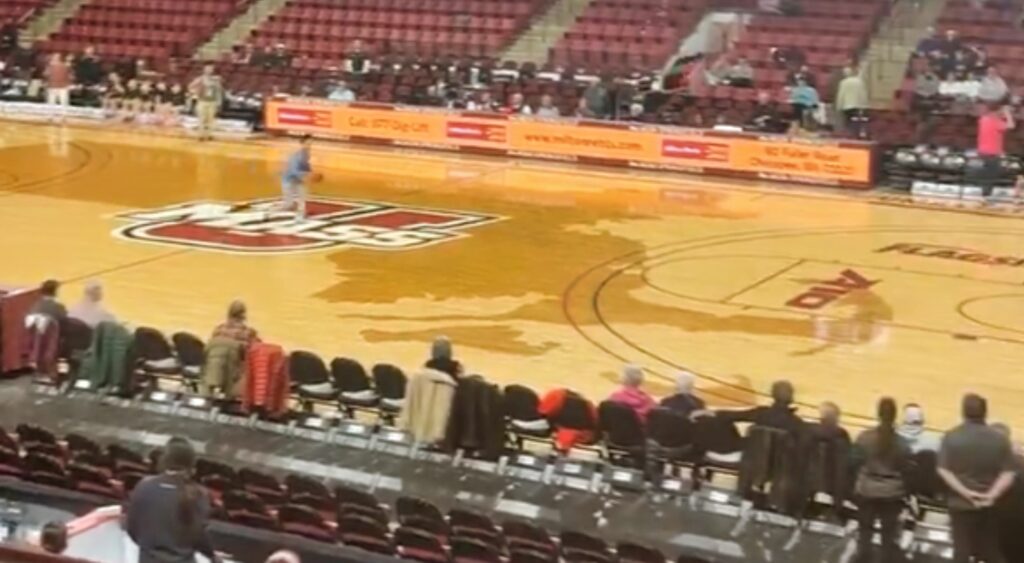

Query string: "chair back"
[[331, 357, 371, 392], [373, 363, 407, 400], [552, 392, 595, 431], [647, 408, 694, 449], [597, 400, 645, 448], [133, 326, 174, 360], [397, 496, 445, 525], [171, 332, 205, 366], [63, 318, 94, 355], [288, 350, 330, 385], [503, 384, 542, 421]]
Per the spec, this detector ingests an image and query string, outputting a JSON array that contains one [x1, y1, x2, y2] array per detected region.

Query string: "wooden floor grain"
[[3, 122, 1023, 435]]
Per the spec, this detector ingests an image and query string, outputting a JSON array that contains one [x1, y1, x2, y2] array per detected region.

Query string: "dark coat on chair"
[[443, 375, 505, 460], [738, 425, 808, 516]]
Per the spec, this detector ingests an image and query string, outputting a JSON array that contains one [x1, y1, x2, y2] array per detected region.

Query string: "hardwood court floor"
[[2, 121, 1024, 435]]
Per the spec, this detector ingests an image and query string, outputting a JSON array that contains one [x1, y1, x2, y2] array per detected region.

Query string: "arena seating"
[[549, 0, 710, 73], [0, 0, 55, 26], [248, 0, 552, 64], [0, 421, 682, 562], [698, 0, 888, 111], [43, 0, 255, 60]]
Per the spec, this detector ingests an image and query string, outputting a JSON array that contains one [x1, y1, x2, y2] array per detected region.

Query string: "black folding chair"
[[452, 536, 502, 563], [278, 503, 334, 543], [373, 363, 407, 424], [332, 356, 379, 418], [503, 384, 552, 450], [133, 326, 182, 388], [396, 526, 448, 563], [171, 331, 205, 391], [289, 350, 335, 410], [61, 317, 93, 375], [597, 400, 646, 467]]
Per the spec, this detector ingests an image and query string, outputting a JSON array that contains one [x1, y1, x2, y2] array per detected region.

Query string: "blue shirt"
[[282, 148, 311, 183], [790, 85, 819, 107]]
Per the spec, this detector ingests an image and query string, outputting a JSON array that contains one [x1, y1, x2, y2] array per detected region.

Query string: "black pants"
[[951, 508, 1006, 563], [856, 497, 903, 563], [977, 155, 1003, 197]]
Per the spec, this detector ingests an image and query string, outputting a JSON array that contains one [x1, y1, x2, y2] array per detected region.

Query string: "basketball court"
[[2, 121, 1022, 435]]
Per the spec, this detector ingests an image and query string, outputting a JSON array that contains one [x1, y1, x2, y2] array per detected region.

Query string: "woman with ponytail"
[[853, 397, 911, 563], [126, 437, 219, 563]]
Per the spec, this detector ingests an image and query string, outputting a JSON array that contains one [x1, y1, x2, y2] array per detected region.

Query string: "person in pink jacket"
[[608, 365, 657, 422]]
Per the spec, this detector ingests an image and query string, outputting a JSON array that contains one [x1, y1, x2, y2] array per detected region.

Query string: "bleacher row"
[[9, 0, 1024, 148], [248, 0, 547, 60], [41, 0, 252, 59], [0, 423, 693, 563]]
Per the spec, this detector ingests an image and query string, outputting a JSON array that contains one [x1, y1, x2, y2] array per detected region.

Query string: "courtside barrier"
[[265, 98, 876, 188]]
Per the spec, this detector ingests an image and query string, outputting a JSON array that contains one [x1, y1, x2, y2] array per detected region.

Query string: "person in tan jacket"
[[398, 367, 457, 444]]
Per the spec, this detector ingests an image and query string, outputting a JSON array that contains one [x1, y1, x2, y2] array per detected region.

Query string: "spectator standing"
[[608, 365, 657, 422], [659, 371, 705, 418], [74, 46, 103, 87], [976, 103, 1014, 201], [788, 77, 820, 129], [68, 280, 116, 328], [211, 300, 259, 346], [853, 397, 911, 563], [189, 64, 223, 142], [127, 437, 220, 563], [45, 53, 72, 122], [535, 94, 560, 117], [834, 66, 868, 137], [938, 394, 1016, 563], [345, 40, 368, 75], [977, 67, 1008, 104], [700, 380, 805, 436]]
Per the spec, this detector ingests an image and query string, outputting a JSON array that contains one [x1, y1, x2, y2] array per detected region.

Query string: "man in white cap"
[[68, 280, 116, 328], [897, 403, 941, 453]]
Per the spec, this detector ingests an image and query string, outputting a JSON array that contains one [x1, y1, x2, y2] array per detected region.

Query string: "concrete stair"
[[861, 0, 949, 109], [196, 0, 290, 60], [20, 0, 89, 45], [501, 0, 593, 64]]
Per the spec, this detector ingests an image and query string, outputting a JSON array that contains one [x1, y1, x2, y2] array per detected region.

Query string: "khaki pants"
[[196, 100, 218, 136]]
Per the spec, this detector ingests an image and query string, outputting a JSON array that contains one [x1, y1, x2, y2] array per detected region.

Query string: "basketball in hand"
[[308, 172, 324, 183]]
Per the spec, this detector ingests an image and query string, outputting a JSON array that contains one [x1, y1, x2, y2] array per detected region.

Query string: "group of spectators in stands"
[[912, 27, 1012, 121], [0, 44, 194, 125]]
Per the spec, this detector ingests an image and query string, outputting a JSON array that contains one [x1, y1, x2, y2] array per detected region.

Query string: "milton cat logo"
[[876, 242, 1024, 268], [786, 269, 880, 310], [113, 198, 502, 254]]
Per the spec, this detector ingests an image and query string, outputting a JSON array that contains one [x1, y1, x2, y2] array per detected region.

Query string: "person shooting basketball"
[[273, 135, 322, 220]]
